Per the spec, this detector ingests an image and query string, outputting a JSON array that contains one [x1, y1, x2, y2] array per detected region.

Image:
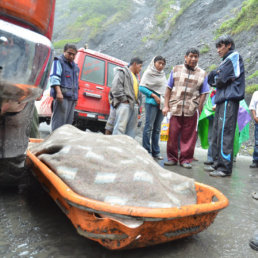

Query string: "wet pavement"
[[0, 127, 258, 257]]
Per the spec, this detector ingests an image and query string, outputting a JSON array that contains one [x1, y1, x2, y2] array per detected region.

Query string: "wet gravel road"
[[0, 126, 258, 257]]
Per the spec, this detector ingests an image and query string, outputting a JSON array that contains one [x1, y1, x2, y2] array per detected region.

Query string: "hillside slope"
[[53, 0, 258, 151], [53, 0, 257, 83]]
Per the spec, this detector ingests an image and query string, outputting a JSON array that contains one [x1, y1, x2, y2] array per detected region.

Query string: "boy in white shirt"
[[249, 90, 258, 168]]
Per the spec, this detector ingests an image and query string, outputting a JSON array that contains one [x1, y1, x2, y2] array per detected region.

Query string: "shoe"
[[181, 163, 192, 169], [250, 162, 258, 168], [209, 170, 231, 177], [249, 230, 258, 251], [204, 160, 214, 165], [193, 157, 198, 162], [153, 155, 163, 160], [164, 160, 177, 166], [204, 165, 215, 172]]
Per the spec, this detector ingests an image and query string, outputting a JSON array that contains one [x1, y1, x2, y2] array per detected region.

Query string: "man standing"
[[207, 35, 245, 177], [249, 90, 258, 168], [50, 44, 79, 131], [109, 57, 143, 138], [163, 48, 209, 168]]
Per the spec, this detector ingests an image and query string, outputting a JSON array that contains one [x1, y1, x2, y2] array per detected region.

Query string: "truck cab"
[[73, 48, 127, 132], [0, 0, 55, 186]]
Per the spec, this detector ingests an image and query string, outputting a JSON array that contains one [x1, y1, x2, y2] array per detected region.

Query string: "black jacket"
[[208, 50, 245, 104]]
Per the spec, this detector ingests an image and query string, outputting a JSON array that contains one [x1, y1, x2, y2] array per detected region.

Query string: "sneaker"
[[164, 160, 177, 166], [181, 163, 192, 169], [204, 165, 215, 172], [209, 170, 231, 177], [250, 162, 258, 168], [249, 230, 258, 251], [153, 155, 163, 160], [204, 160, 214, 165]]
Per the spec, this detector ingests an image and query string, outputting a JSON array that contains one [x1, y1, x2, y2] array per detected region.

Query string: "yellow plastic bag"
[[160, 116, 169, 141]]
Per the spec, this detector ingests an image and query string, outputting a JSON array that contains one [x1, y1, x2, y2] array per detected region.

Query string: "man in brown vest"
[[163, 48, 209, 168]]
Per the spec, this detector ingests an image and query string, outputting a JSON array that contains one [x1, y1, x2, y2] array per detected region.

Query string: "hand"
[[152, 94, 160, 105], [162, 106, 169, 116], [212, 105, 216, 111], [56, 92, 64, 102]]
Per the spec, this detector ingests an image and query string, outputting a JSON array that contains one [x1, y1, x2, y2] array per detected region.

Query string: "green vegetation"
[[156, 0, 177, 27], [245, 84, 258, 94], [216, 0, 258, 37], [68, 0, 132, 39], [167, 0, 196, 33], [143, 0, 197, 42], [247, 70, 258, 80], [206, 64, 217, 73], [53, 38, 82, 49], [199, 44, 210, 54]]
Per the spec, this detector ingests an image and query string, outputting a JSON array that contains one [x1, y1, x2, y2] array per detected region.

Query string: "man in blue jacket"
[[50, 44, 79, 131], [207, 35, 245, 177]]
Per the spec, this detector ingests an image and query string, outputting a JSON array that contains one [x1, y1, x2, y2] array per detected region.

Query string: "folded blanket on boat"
[[29, 125, 196, 209]]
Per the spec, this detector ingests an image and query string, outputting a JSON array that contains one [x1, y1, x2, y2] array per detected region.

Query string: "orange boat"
[[27, 139, 229, 250]]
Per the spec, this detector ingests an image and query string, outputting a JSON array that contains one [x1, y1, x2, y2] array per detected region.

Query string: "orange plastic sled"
[[27, 139, 229, 250]]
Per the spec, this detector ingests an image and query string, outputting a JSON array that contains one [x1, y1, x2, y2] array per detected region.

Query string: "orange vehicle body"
[[27, 139, 229, 250], [0, 0, 55, 39]]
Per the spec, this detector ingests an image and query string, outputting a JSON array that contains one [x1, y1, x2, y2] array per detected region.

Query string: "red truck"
[[0, 0, 55, 185]]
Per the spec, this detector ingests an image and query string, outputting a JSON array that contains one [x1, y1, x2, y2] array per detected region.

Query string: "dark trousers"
[[167, 112, 198, 164], [51, 98, 76, 131], [211, 100, 239, 174], [253, 123, 258, 163]]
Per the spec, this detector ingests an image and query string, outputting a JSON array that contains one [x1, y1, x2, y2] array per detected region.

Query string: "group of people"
[[48, 36, 257, 180], [104, 35, 248, 178]]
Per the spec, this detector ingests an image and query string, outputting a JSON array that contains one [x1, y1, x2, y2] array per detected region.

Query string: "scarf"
[[139, 57, 167, 95]]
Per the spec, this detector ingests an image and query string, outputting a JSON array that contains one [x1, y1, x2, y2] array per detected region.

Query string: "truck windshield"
[[81, 56, 105, 85]]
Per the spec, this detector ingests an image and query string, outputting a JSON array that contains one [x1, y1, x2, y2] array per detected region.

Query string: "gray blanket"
[[29, 125, 196, 209]]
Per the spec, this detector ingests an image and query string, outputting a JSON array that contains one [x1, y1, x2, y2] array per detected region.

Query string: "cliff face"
[[53, 0, 257, 79]]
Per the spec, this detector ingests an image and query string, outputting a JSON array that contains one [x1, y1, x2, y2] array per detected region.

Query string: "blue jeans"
[[112, 103, 138, 138], [142, 103, 164, 157], [253, 123, 258, 163]]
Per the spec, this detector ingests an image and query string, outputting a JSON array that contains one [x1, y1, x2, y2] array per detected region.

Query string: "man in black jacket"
[[207, 35, 245, 177]]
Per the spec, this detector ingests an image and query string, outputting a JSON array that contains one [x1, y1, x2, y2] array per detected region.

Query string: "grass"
[[168, 0, 196, 31], [155, 0, 177, 27], [67, 0, 132, 40], [206, 64, 217, 72], [216, 0, 258, 37], [199, 44, 210, 54], [247, 70, 258, 80], [245, 84, 258, 94], [144, 0, 197, 42], [53, 38, 82, 49]]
